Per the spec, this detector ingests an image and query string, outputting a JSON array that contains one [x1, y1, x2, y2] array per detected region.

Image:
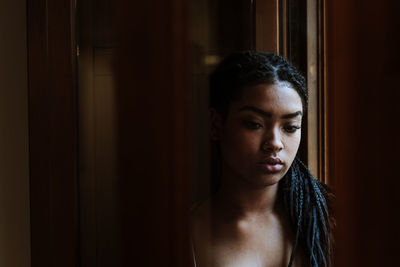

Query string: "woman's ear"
[[209, 108, 223, 141]]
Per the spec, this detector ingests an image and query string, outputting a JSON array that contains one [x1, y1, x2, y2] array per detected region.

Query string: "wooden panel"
[[326, 0, 400, 265], [0, 0, 31, 266], [78, 0, 121, 265], [307, 0, 329, 183], [326, 0, 358, 264], [77, 0, 98, 265], [216, 0, 255, 55], [93, 75, 120, 266], [115, 0, 192, 266], [94, 48, 114, 75], [27, 0, 78, 266], [307, 0, 319, 177], [286, 0, 308, 72], [317, 0, 329, 184], [256, 0, 279, 53]]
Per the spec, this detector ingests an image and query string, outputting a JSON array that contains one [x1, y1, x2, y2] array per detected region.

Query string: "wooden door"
[[326, 0, 400, 265], [114, 0, 192, 266], [27, 0, 78, 266]]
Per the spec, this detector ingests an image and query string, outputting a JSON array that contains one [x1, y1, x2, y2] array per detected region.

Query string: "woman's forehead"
[[231, 83, 303, 113]]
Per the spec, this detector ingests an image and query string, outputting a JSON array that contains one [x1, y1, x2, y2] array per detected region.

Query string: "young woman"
[[191, 51, 333, 267]]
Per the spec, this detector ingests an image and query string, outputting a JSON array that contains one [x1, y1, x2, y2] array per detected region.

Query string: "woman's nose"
[[262, 128, 283, 152]]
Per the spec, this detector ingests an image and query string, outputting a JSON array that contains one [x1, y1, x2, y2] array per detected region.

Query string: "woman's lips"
[[258, 157, 284, 173], [261, 163, 284, 173]]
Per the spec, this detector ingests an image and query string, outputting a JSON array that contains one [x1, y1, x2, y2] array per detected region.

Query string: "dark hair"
[[209, 51, 333, 267], [210, 51, 307, 118]]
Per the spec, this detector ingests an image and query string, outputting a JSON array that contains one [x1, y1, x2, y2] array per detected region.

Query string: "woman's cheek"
[[237, 132, 261, 151], [286, 134, 301, 155]]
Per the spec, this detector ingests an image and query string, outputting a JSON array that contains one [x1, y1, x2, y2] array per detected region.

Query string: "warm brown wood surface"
[[326, 0, 400, 265], [27, 0, 78, 266], [114, 0, 192, 266], [256, 0, 279, 54]]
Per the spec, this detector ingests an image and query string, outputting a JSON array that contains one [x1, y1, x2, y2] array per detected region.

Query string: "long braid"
[[286, 161, 304, 266], [280, 157, 333, 267]]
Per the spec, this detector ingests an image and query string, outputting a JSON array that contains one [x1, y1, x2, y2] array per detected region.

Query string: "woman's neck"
[[212, 165, 281, 220]]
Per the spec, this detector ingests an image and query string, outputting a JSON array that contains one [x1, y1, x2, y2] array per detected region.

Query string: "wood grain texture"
[[256, 0, 279, 53], [326, 0, 400, 265], [0, 0, 31, 266], [27, 0, 78, 266], [115, 0, 192, 266]]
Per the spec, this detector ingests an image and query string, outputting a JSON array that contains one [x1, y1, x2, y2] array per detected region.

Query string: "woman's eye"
[[284, 125, 301, 133], [244, 121, 263, 129]]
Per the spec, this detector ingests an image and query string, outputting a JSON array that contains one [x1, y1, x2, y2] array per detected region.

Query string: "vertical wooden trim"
[[307, 0, 319, 178], [280, 0, 288, 57], [305, 0, 329, 183], [77, 0, 97, 265], [282, 0, 309, 164], [27, 0, 78, 266], [318, 0, 329, 184], [255, 0, 280, 53]]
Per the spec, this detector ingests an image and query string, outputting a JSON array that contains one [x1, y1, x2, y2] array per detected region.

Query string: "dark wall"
[[326, 0, 400, 265], [0, 0, 30, 266], [115, 0, 192, 266]]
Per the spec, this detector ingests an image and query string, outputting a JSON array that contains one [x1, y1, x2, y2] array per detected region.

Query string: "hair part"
[[209, 51, 308, 119]]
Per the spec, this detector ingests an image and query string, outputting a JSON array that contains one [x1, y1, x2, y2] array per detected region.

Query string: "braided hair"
[[209, 51, 333, 267], [210, 51, 307, 119]]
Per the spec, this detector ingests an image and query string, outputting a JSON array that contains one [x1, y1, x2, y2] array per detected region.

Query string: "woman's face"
[[211, 82, 303, 187]]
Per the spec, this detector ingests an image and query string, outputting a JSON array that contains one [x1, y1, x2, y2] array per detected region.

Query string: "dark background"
[[24, 0, 400, 266]]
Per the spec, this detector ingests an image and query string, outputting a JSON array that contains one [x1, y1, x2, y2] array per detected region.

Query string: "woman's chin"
[[241, 172, 285, 188]]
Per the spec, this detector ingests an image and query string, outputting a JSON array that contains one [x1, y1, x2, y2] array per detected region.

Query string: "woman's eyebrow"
[[238, 106, 303, 119], [281, 111, 303, 119]]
